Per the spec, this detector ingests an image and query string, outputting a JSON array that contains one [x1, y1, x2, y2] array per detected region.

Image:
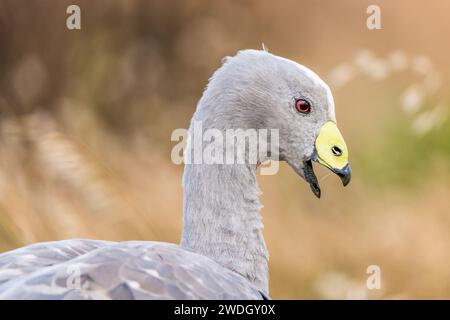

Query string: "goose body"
[[0, 240, 262, 299], [0, 49, 351, 299]]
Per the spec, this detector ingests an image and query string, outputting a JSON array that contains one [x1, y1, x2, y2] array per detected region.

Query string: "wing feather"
[[0, 240, 262, 299]]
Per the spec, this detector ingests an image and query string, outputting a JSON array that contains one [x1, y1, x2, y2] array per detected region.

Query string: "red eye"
[[295, 99, 311, 114]]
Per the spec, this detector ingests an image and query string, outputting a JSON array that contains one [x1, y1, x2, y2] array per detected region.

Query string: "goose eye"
[[295, 99, 311, 114]]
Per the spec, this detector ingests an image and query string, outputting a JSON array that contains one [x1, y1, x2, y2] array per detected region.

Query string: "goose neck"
[[180, 161, 269, 295]]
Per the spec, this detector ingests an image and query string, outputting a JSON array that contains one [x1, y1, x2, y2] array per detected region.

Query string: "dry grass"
[[1, 112, 450, 299], [1, 0, 450, 299]]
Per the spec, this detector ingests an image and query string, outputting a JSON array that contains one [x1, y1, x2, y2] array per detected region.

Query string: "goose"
[[0, 49, 351, 299]]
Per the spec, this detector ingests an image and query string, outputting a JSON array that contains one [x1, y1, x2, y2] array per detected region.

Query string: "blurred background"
[[0, 0, 449, 299]]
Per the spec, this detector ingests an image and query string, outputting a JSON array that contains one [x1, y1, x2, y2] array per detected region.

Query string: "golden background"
[[1, 0, 450, 298]]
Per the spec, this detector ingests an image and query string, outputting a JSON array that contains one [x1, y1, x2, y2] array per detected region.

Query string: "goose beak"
[[332, 163, 351, 187], [303, 121, 351, 198], [303, 159, 321, 198]]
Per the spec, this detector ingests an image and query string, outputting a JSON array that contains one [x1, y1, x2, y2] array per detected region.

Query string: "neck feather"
[[180, 161, 269, 295]]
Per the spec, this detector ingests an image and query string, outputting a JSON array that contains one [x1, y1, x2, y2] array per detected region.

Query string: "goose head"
[[265, 53, 351, 198], [207, 50, 351, 198]]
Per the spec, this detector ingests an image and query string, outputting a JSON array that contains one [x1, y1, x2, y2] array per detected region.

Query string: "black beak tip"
[[335, 164, 351, 187], [342, 175, 351, 187], [311, 183, 321, 199], [303, 160, 322, 199]]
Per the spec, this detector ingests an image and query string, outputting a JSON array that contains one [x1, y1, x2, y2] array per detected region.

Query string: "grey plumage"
[[0, 240, 261, 299], [0, 49, 343, 299]]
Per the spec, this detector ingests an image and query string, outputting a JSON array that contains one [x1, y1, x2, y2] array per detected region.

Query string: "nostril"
[[331, 146, 343, 156]]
